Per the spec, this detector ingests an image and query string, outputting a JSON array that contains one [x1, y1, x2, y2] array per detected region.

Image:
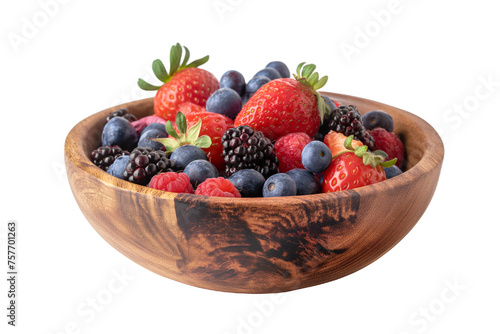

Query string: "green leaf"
[[313, 75, 328, 90], [152, 138, 179, 152], [180, 46, 191, 68], [343, 135, 353, 149], [176, 112, 187, 134], [137, 78, 162, 91], [169, 43, 183, 76], [354, 145, 368, 157], [296, 62, 306, 76], [308, 72, 319, 87], [165, 121, 179, 140], [302, 64, 316, 79], [381, 158, 397, 168], [152, 59, 169, 82], [186, 55, 209, 68], [372, 150, 389, 158], [186, 117, 202, 143], [194, 135, 212, 148]]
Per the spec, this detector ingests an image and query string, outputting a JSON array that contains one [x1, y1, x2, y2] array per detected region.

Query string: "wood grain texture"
[[64, 93, 444, 293]]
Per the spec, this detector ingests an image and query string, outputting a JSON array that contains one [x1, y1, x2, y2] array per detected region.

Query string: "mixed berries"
[[92, 42, 407, 198]]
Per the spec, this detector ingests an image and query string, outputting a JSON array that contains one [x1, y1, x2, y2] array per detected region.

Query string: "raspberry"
[[195, 177, 241, 198], [274, 132, 312, 173], [369, 127, 405, 168], [149, 172, 194, 194]]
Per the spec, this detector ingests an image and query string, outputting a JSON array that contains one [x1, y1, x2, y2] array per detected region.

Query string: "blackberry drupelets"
[[105, 108, 138, 123], [222, 125, 279, 179], [325, 105, 375, 150], [123, 147, 176, 185], [91, 145, 130, 171]]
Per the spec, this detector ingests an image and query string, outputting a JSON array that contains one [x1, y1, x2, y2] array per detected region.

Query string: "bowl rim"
[[65, 92, 444, 206]]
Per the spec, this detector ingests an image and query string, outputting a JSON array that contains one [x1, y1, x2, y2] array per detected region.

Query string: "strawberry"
[[322, 136, 397, 193], [185, 112, 234, 171], [138, 43, 219, 122], [323, 130, 363, 157], [234, 63, 330, 141]]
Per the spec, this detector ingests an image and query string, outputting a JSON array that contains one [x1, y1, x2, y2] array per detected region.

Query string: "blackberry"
[[324, 105, 375, 150], [123, 147, 176, 185], [222, 125, 279, 178], [91, 145, 130, 171], [105, 108, 138, 123]]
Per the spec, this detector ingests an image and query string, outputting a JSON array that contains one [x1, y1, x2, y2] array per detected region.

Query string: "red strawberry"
[[195, 177, 241, 198], [178, 101, 207, 116], [369, 127, 405, 168], [234, 63, 330, 141], [185, 112, 234, 171], [138, 43, 219, 122], [322, 136, 397, 192], [274, 132, 312, 172]]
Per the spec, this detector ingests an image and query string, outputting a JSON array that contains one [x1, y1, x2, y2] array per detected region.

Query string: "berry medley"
[[90, 42, 407, 197]]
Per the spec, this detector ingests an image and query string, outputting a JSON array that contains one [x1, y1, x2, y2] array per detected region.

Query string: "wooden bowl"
[[64, 93, 444, 293]]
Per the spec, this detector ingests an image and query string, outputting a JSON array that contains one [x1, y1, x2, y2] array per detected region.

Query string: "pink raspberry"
[[274, 132, 312, 173], [195, 177, 241, 198], [149, 172, 194, 194], [369, 127, 405, 168]]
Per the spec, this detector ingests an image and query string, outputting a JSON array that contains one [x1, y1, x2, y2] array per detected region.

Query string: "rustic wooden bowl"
[[64, 92, 444, 293]]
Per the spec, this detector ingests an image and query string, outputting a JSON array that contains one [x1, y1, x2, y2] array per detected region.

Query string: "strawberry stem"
[[138, 43, 210, 91], [332, 135, 397, 168], [293, 62, 330, 123]]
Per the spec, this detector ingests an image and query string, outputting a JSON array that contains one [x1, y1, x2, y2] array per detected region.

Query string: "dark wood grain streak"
[[64, 93, 444, 293]]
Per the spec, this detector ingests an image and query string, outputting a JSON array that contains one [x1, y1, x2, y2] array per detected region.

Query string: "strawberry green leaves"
[[338, 135, 397, 168], [292, 62, 330, 123], [153, 112, 212, 153], [138, 43, 210, 91]]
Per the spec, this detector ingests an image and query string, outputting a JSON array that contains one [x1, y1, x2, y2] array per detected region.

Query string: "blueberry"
[[228, 169, 266, 197], [206, 88, 242, 120], [220, 70, 246, 97], [265, 61, 290, 78], [141, 122, 167, 137], [384, 165, 402, 179], [321, 95, 336, 113], [286, 169, 321, 195], [137, 129, 166, 151], [170, 145, 207, 171], [362, 110, 394, 132], [243, 75, 271, 102], [184, 159, 218, 188], [263, 173, 297, 197], [254, 67, 281, 81], [301, 141, 333, 174], [106, 155, 129, 179], [101, 116, 138, 151]]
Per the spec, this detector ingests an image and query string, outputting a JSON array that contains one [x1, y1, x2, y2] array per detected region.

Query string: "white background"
[[1, 0, 499, 333]]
